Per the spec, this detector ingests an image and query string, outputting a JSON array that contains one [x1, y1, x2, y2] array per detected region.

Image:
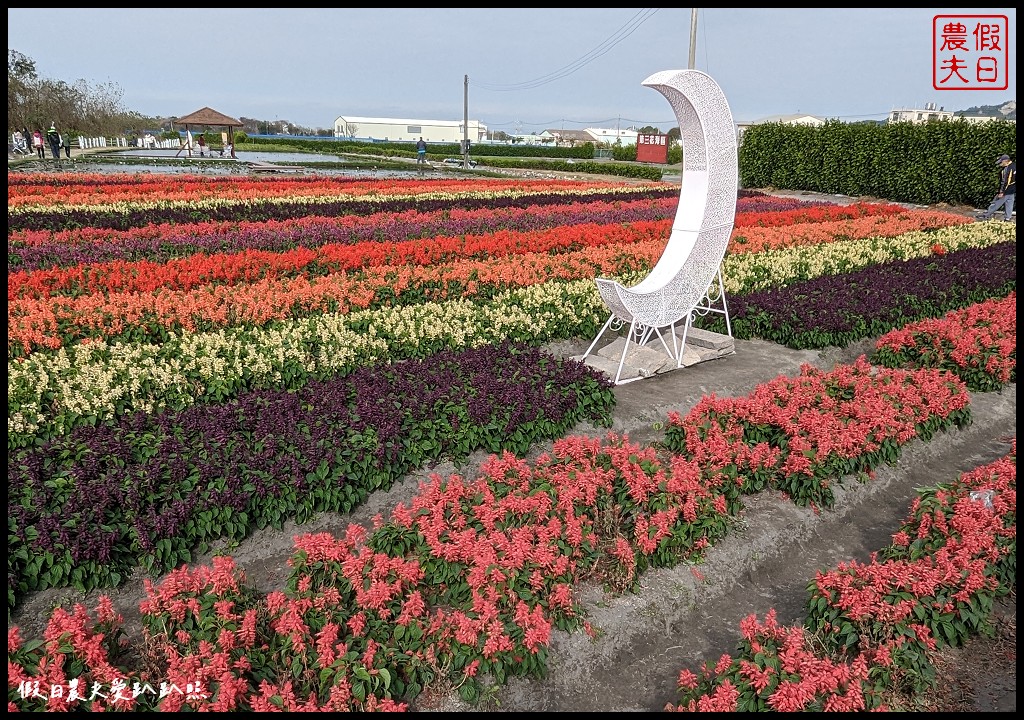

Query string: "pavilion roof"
[[173, 107, 243, 127]]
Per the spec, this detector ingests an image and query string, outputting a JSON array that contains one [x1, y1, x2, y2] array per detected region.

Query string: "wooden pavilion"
[[173, 106, 243, 158]]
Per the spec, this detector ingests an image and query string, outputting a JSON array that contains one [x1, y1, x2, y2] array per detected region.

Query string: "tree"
[[341, 121, 359, 140], [8, 49, 160, 137], [8, 49, 38, 130]]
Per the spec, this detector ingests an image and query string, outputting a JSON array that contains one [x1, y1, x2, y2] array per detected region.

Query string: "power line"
[[474, 9, 660, 92]]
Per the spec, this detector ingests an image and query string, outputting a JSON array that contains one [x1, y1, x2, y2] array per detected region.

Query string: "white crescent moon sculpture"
[[583, 69, 738, 384]]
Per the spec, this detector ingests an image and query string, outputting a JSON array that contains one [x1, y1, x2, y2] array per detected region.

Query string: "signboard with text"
[[636, 133, 668, 163]]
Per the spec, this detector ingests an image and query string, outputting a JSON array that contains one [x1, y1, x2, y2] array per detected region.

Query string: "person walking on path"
[[32, 129, 45, 159], [196, 134, 207, 157], [416, 137, 427, 165], [977, 154, 1015, 222], [45, 124, 62, 164], [62, 131, 73, 159]]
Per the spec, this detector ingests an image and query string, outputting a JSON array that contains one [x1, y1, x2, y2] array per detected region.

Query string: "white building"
[[534, 127, 639, 146], [582, 127, 639, 146], [887, 103, 955, 124], [333, 116, 487, 144]]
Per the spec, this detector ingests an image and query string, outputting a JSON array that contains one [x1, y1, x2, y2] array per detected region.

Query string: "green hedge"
[[475, 157, 664, 181], [738, 118, 1016, 207], [241, 122, 1015, 206]]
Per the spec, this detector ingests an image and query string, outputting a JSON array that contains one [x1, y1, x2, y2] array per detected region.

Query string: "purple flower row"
[[697, 242, 1017, 347], [11, 197, 677, 271], [8, 187, 679, 234], [10, 193, 824, 272], [7, 341, 614, 606]]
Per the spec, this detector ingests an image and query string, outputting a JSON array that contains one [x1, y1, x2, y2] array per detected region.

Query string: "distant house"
[[583, 127, 639, 146], [734, 113, 827, 142], [887, 103, 955, 124], [333, 116, 487, 144], [506, 133, 549, 146], [539, 129, 593, 146], [531, 127, 640, 147], [750, 113, 827, 126], [954, 114, 1014, 124]]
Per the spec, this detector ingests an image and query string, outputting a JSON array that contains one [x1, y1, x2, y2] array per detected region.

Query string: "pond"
[[67, 148, 457, 178], [113, 149, 347, 164]]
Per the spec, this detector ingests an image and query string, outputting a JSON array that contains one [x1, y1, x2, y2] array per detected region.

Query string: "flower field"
[[7, 171, 1016, 711]]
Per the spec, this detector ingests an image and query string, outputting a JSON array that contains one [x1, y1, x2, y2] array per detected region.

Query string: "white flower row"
[[8, 278, 619, 444]]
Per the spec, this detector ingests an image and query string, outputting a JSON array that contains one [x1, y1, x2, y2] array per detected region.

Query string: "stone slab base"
[[574, 328, 735, 384]]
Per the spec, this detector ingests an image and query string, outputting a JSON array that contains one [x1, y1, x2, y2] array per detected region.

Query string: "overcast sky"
[[7, 8, 1017, 133]]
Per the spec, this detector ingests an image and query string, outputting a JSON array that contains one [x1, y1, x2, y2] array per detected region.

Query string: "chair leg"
[[614, 319, 638, 385], [650, 327, 674, 359], [718, 268, 732, 338], [676, 313, 694, 369], [667, 321, 681, 362], [583, 316, 614, 359]]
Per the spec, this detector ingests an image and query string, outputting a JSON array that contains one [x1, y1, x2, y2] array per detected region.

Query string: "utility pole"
[[463, 74, 470, 169], [688, 8, 698, 69]]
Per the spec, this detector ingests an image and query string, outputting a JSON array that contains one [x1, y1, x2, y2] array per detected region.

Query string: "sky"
[[7, 8, 1017, 134]]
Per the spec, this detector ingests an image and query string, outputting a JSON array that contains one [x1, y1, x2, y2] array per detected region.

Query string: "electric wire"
[[474, 9, 660, 92]]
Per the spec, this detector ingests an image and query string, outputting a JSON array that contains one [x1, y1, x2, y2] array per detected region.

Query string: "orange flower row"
[[732, 201, 906, 228], [10, 205, 955, 301], [8, 172, 648, 208], [9, 222, 670, 299], [8, 238, 666, 354], [5, 201, 974, 355], [727, 209, 970, 254]]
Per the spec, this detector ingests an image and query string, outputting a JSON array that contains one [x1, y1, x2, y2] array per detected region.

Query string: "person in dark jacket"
[[45, 124, 62, 164], [978, 154, 1015, 221]]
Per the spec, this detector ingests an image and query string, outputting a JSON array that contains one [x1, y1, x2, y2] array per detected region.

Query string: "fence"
[[76, 136, 182, 150]]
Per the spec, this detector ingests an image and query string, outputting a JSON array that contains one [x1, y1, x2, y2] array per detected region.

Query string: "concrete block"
[[581, 354, 641, 382], [674, 326, 734, 352], [596, 336, 631, 361], [678, 345, 705, 368], [579, 325, 735, 382], [626, 345, 671, 377]]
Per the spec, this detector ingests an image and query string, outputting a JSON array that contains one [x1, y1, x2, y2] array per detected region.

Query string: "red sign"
[[933, 15, 1008, 90], [636, 134, 668, 163]]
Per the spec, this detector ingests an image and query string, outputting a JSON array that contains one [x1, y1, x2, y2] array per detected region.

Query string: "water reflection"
[[76, 148, 434, 178], [113, 149, 345, 164]]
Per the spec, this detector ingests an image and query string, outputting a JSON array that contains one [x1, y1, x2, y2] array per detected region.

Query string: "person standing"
[[416, 137, 427, 164], [196, 133, 207, 157], [12, 130, 27, 154], [977, 154, 1016, 222], [32, 129, 45, 159], [46, 124, 62, 163], [62, 130, 73, 159]]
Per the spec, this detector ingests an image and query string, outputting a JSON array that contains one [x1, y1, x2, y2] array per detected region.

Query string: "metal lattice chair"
[[583, 69, 738, 384]]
